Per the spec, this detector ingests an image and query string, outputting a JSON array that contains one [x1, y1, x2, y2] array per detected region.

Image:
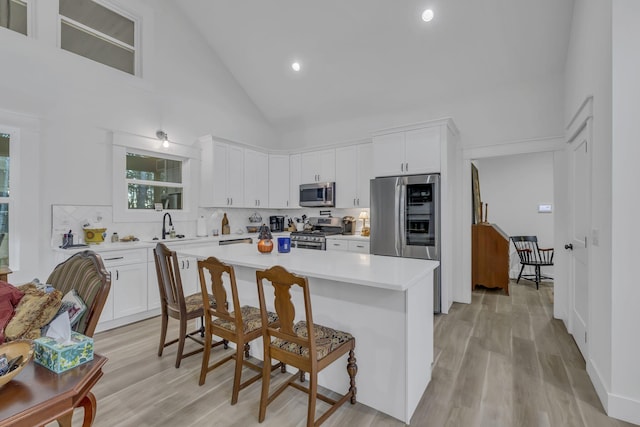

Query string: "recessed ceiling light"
[[421, 9, 434, 22], [291, 62, 301, 72]]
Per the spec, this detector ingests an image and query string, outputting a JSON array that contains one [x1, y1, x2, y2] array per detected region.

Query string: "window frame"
[[113, 132, 199, 223], [0, 125, 21, 270], [57, 0, 141, 76]]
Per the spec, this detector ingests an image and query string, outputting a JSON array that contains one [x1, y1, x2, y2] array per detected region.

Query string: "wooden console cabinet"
[[472, 223, 509, 295]]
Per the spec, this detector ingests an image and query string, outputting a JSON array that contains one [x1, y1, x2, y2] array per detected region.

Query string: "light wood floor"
[[60, 280, 636, 427]]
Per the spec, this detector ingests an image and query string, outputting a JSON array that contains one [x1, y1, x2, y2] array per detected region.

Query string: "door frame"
[[459, 137, 565, 307]]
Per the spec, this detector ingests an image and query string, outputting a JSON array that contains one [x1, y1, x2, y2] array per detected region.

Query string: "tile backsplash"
[[51, 205, 369, 247]]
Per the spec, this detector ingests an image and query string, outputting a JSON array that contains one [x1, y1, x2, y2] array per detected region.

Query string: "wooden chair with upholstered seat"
[[153, 243, 225, 368], [256, 265, 357, 427], [197, 257, 284, 404], [47, 250, 111, 338]]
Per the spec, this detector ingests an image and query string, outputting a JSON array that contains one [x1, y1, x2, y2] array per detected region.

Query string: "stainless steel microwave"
[[299, 182, 335, 207]]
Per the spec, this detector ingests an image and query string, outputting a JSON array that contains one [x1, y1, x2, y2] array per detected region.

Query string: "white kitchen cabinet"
[[101, 249, 147, 321], [289, 154, 301, 208], [244, 148, 269, 208], [200, 136, 244, 207], [372, 126, 440, 177], [348, 240, 370, 253], [325, 237, 370, 254], [301, 149, 335, 183], [177, 254, 199, 296], [269, 154, 290, 208], [335, 143, 372, 208]]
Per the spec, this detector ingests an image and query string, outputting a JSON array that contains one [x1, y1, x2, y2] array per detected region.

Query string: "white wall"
[[0, 0, 278, 282], [564, 0, 616, 418], [278, 75, 566, 151], [473, 152, 555, 278], [611, 0, 640, 422]]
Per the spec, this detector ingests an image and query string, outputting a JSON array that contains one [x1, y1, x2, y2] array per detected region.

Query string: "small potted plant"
[[257, 224, 274, 253]]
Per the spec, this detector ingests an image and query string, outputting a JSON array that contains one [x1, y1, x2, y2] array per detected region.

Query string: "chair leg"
[[258, 350, 272, 422], [198, 328, 212, 386], [306, 371, 318, 427], [347, 349, 358, 404], [231, 340, 245, 405], [175, 317, 187, 368], [158, 313, 168, 357], [535, 266, 540, 290], [516, 265, 525, 284], [299, 370, 305, 382]]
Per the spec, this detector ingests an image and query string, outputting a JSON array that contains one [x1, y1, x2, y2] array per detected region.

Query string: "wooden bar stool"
[[153, 244, 225, 368], [256, 265, 357, 427], [197, 257, 284, 404]]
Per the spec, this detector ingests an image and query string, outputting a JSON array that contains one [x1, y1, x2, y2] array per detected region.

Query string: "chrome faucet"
[[162, 212, 173, 240]]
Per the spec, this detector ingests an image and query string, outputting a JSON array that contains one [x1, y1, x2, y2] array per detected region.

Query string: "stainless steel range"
[[290, 217, 343, 250]]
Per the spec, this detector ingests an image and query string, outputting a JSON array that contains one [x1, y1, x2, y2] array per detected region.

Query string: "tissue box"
[[34, 332, 94, 373]]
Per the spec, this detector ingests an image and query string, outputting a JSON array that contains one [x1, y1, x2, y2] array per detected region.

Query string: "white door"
[[567, 120, 591, 358]]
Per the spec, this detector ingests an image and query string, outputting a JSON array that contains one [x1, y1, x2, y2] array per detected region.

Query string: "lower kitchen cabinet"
[[326, 237, 370, 254], [100, 249, 148, 324]]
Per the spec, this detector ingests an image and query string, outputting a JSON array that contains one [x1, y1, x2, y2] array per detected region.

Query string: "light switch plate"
[[538, 204, 552, 213]]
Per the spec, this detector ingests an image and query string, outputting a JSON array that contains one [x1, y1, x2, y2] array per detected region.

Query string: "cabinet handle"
[[180, 260, 184, 269], [186, 259, 190, 269], [230, 197, 233, 205], [333, 243, 340, 246], [357, 198, 360, 205], [104, 256, 124, 261], [286, 200, 289, 207], [116, 269, 119, 280], [406, 162, 409, 172], [400, 163, 404, 172], [356, 245, 364, 248]]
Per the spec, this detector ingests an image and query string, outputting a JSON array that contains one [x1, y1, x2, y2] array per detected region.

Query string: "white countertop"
[[177, 243, 437, 292]]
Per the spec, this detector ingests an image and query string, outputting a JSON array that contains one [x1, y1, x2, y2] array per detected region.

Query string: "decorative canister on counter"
[[277, 236, 290, 253]]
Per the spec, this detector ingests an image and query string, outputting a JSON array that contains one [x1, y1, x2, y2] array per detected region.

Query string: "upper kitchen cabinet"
[[268, 154, 290, 208], [199, 136, 244, 207], [300, 149, 335, 183], [335, 143, 373, 208], [244, 148, 269, 208], [372, 125, 441, 177], [289, 153, 301, 208]]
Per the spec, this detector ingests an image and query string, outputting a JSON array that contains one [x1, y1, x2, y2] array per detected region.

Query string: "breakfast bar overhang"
[[177, 244, 438, 423]]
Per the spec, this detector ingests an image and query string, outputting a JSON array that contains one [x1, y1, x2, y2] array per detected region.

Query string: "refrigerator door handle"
[[398, 180, 406, 256]]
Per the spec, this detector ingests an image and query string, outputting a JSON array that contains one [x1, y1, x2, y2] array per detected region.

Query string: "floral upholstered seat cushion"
[[272, 320, 353, 360], [212, 305, 278, 334], [184, 293, 215, 314]]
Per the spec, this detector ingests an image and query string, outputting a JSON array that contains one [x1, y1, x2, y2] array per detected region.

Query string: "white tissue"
[[46, 312, 74, 345]]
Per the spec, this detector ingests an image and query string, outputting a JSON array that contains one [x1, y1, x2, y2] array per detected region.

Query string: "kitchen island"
[[177, 243, 438, 423]]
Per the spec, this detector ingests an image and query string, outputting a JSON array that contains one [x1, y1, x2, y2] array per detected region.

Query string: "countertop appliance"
[[342, 216, 356, 235], [269, 215, 285, 232], [290, 217, 343, 250], [370, 173, 442, 313], [299, 182, 335, 207]]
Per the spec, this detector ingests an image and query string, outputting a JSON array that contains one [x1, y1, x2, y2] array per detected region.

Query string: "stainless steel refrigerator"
[[370, 174, 442, 313]]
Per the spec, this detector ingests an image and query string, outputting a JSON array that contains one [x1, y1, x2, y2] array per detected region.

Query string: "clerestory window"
[[59, 0, 137, 75], [0, 0, 27, 36]]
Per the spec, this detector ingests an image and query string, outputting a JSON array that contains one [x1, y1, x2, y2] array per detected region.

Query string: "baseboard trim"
[[587, 359, 640, 425]]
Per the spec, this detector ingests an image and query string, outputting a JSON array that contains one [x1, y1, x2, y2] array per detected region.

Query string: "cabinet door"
[[373, 132, 405, 177], [227, 145, 244, 206], [269, 154, 290, 208], [178, 256, 200, 296], [99, 287, 114, 322], [326, 239, 348, 251], [199, 136, 215, 206], [348, 240, 370, 253], [211, 141, 229, 206], [318, 149, 336, 182], [244, 149, 268, 207], [147, 261, 161, 310], [112, 263, 148, 319], [289, 154, 301, 208], [404, 127, 441, 174], [356, 143, 373, 207], [335, 146, 358, 208], [300, 151, 320, 183]]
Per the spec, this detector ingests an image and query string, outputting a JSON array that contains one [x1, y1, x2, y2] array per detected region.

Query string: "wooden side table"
[[0, 267, 12, 283], [0, 354, 108, 427]]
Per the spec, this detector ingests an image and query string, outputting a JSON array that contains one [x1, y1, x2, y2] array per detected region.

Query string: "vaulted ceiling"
[[175, 1, 575, 133]]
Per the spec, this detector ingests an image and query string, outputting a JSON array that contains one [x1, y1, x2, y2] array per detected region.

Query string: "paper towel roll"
[[196, 216, 207, 237]]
